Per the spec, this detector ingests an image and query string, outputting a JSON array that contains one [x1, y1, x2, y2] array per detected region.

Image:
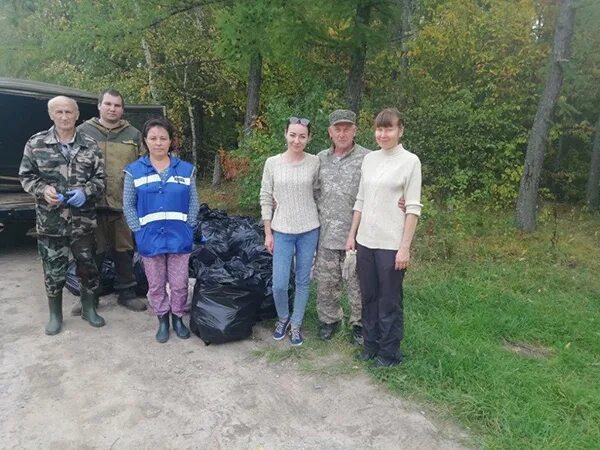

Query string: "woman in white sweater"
[[346, 108, 422, 367], [259, 117, 320, 346]]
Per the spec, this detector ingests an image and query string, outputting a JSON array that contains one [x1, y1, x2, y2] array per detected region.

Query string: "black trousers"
[[356, 243, 405, 362]]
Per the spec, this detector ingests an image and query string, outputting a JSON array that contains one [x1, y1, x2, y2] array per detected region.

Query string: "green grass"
[[202, 183, 600, 449], [395, 206, 600, 449]]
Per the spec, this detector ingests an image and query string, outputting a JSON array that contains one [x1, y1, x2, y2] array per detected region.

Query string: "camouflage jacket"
[[19, 126, 106, 237], [316, 143, 370, 249], [78, 118, 141, 211]]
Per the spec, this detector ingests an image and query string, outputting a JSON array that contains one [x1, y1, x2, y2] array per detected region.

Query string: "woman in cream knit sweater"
[[259, 117, 320, 346], [346, 108, 422, 367]]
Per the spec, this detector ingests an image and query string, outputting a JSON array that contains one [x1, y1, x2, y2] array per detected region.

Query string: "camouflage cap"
[[329, 109, 356, 126]]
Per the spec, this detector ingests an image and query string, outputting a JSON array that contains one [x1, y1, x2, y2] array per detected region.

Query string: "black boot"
[[318, 321, 340, 340], [156, 314, 170, 343], [80, 289, 106, 328], [172, 313, 190, 339], [351, 325, 364, 346], [46, 292, 63, 335], [114, 251, 146, 311], [117, 288, 147, 311]]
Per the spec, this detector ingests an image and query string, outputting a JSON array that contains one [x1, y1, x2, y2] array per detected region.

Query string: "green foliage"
[[235, 87, 335, 211], [0, 0, 598, 206], [407, 89, 528, 207]]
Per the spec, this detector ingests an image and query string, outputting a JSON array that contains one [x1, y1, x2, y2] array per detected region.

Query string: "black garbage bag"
[[66, 253, 148, 297], [65, 257, 116, 297], [229, 225, 262, 257], [190, 203, 296, 331], [190, 276, 262, 345]]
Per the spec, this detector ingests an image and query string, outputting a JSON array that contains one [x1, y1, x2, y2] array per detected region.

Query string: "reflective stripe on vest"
[[133, 174, 161, 187], [139, 211, 188, 226], [166, 175, 191, 185], [133, 174, 191, 188]]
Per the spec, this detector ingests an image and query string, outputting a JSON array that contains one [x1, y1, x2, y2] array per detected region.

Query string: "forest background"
[[1, 0, 599, 218], [1, 0, 599, 449]]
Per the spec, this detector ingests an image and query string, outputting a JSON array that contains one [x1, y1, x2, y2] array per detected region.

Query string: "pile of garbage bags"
[[189, 204, 289, 345], [64, 203, 285, 346], [65, 253, 147, 297]]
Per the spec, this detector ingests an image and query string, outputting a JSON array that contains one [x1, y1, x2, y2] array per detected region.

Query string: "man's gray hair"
[[47, 96, 78, 113]]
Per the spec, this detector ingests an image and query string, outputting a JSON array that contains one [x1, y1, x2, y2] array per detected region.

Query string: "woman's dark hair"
[[142, 117, 176, 152], [285, 116, 312, 135], [374, 108, 405, 129]]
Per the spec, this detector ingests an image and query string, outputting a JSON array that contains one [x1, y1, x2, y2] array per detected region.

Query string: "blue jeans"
[[272, 228, 319, 327]]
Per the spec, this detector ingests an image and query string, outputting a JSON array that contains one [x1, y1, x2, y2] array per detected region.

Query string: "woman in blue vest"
[[123, 117, 199, 343]]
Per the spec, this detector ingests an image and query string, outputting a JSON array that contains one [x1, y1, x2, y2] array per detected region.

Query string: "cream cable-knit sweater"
[[354, 144, 422, 250], [260, 153, 320, 234]]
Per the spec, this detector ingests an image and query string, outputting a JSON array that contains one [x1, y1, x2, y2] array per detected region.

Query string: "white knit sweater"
[[354, 144, 422, 250], [260, 153, 320, 234]]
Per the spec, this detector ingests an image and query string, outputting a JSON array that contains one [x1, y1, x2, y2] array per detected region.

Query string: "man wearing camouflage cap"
[[19, 96, 106, 335], [314, 109, 370, 344]]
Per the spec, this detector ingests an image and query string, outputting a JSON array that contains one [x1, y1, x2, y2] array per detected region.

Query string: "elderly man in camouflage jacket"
[[19, 96, 106, 335], [72, 89, 146, 315], [315, 110, 370, 345]]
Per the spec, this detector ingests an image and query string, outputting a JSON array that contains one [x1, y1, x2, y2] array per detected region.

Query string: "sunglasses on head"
[[288, 116, 310, 126]]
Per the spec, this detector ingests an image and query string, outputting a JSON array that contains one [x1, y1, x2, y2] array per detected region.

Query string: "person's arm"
[[81, 142, 106, 201], [187, 170, 200, 227], [345, 210, 362, 251], [395, 214, 418, 270], [19, 141, 59, 204], [313, 158, 321, 204], [263, 219, 274, 254], [395, 159, 422, 269], [346, 164, 365, 251], [259, 160, 275, 253], [122, 171, 141, 231]]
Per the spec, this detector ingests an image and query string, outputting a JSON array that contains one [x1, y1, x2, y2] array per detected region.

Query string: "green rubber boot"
[[45, 292, 63, 336], [71, 288, 99, 317], [81, 289, 106, 328]]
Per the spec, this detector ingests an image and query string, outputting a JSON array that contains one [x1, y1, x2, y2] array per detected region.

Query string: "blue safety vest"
[[126, 155, 194, 257]]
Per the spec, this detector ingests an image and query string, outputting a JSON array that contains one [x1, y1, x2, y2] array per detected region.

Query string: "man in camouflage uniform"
[[19, 96, 106, 335], [73, 89, 146, 314], [315, 110, 370, 345]]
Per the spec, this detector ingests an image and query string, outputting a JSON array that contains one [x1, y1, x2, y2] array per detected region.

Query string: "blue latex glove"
[[66, 189, 86, 207]]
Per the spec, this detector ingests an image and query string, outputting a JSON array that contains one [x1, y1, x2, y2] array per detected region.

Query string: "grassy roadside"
[[395, 206, 600, 449], [200, 182, 600, 449]]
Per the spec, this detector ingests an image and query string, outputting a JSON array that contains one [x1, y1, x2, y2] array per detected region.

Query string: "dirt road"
[[0, 238, 469, 449]]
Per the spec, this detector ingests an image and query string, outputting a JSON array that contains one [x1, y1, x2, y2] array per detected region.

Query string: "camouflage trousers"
[[314, 245, 362, 327], [37, 234, 100, 297]]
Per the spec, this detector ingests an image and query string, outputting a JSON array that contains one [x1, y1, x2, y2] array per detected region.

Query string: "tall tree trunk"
[[183, 66, 198, 166], [133, 0, 160, 102], [243, 51, 262, 137], [586, 113, 600, 210], [346, 1, 371, 115], [515, 0, 575, 232], [400, 0, 413, 76], [141, 38, 160, 103], [187, 100, 198, 165]]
